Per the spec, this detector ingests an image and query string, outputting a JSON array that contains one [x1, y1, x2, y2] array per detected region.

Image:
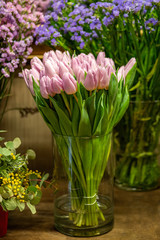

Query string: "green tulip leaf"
[[125, 63, 137, 89], [109, 73, 118, 105], [50, 97, 73, 136], [93, 93, 105, 135], [72, 99, 80, 136], [39, 105, 61, 134], [78, 101, 91, 136]]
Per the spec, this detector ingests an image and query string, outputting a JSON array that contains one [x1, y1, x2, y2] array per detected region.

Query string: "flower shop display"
[[0, 0, 45, 123], [35, 0, 160, 191], [22, 50, 136, 236], [0, 132, 49, 237]]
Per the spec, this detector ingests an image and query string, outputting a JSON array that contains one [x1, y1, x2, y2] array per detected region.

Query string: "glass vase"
[[0, 206, 8, 237], [114, 101, 160, 191], [53, 132, 114, 237]]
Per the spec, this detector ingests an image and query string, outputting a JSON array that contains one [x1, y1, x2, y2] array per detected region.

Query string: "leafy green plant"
[[0, 133, 49, 213]]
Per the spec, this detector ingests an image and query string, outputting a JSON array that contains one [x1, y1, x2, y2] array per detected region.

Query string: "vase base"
[[54, 194, 114, 237], [115, 179, 159, 192], [55, 221, 114, 237]]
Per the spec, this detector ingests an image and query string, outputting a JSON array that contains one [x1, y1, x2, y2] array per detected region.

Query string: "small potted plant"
[[0, 132, 49, 237]]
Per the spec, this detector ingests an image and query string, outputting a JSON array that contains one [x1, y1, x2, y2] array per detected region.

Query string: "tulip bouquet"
[[0, 0, 45, 123], [22, 49, 136, 227]]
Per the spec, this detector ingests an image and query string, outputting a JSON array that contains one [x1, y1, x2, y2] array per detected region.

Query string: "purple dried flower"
[[0, 0, 45, 78]]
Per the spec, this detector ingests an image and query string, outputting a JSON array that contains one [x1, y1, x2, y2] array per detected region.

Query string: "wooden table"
[[3, 187, 160, 240]]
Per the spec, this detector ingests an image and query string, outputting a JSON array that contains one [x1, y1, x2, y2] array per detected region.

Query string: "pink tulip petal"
[[40, 76, 49, 99], [84, 70, 98, 91], [44, 59, 56, 78], [118, 66, 125, 82], [51, 75, 63, 94], [97, 52, 105, 65], [22, 69, 30, 87], [62, 72, 77, 94], [124, 58, 136, 77], [59, 62, 70, 78]]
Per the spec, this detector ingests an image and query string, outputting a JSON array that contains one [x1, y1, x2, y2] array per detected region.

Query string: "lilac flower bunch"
[[0, 0, 45, 121], [35, 0, 160, 100], [0, 0, 45, 78]]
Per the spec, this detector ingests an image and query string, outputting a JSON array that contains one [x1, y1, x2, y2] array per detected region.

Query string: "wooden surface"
[[2, 187, 160, 240]]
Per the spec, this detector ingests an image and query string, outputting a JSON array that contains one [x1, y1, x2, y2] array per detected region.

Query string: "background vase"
[[0, 206, 8, 237], [53, 132, 114, 237], [114, 100, 160, 191]]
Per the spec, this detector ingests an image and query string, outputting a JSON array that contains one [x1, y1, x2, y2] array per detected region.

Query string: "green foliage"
[[0, 135, 49, 213]]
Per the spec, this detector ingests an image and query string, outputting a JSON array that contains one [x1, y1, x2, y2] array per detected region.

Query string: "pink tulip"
[[76, 67, 85, 83], [44, 76, 54, 97], [84, 70, 98, 91], [62, 51, 71, 64], [48, 51, 59, 62], [71, 58, 80, 77], [103, 58, 115, 69], [59, 61, 70, 78], [117, 66, 125, 82], [43, 51, 59, 63], [48, 57, 59, 74], [43, 52, 50, 63], [88, 57, 97, 70], [55, 50, 64, 61], [124, 58, 136, 76], [62, 72, 77, 94], [81, 61, 91, 73], [44, 59, 56, 78], [97, 66, 114, 89], [97, 52, 105, 65], [62, 61, 74, 75], [88, 53, 95, 60], [97, 52, 115, 69], [40, 69, 45, 79], [22, 68, 39, 95], [22, 69, 30, 88], [31, 57, 44, 70], [77, 53, 87, 64], [51, 74, 63, 94], [40, 76, 49, 99], [118, 58, 136, 82]]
